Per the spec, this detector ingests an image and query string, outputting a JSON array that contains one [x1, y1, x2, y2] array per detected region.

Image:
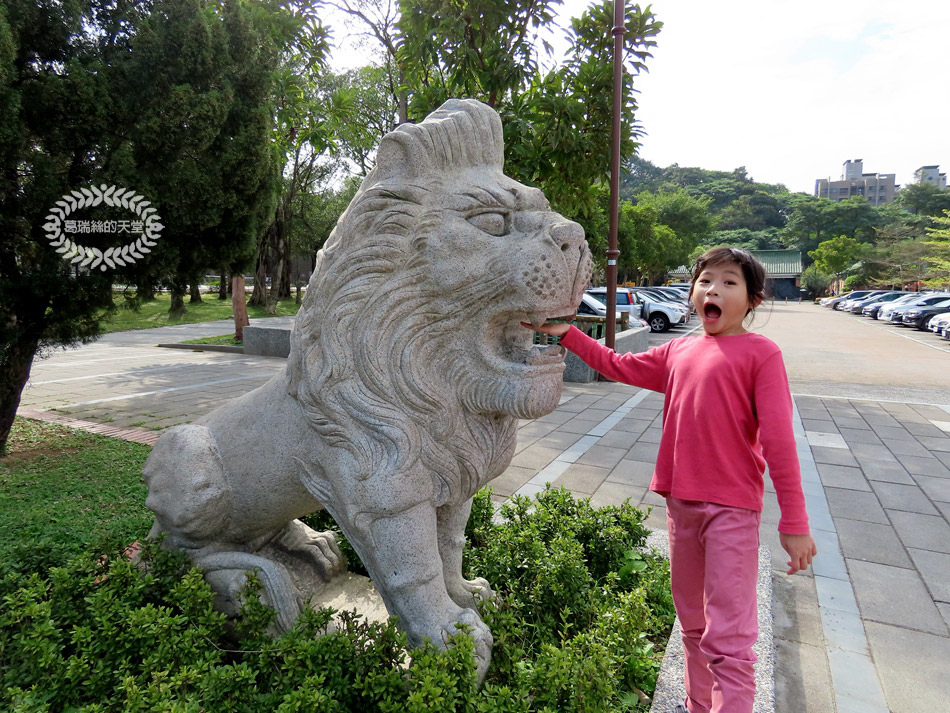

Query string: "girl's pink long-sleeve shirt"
[[559, 327, 810, 534]]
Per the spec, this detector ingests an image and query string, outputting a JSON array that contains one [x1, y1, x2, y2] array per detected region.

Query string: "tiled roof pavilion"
[[670, 250, 803, 279]]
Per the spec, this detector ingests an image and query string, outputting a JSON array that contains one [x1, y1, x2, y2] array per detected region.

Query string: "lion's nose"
[[550, 220, 585, 254], [547, 220, 591, 298]]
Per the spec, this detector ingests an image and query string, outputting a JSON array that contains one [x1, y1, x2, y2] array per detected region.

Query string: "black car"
[[901, 299, 950, 330]]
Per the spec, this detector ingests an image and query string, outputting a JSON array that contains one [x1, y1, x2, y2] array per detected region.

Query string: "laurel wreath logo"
[[42, 184, 164, 271]]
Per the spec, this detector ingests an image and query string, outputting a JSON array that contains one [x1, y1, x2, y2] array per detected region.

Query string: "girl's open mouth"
[[703, 304, 722, 320]]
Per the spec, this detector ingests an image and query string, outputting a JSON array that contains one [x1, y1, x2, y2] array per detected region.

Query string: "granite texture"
[[142, 99, 592, 681]]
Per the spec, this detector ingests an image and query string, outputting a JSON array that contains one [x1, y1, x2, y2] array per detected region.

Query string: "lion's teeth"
[[529, 313, 546, 329], [525, 344, 565, 366]]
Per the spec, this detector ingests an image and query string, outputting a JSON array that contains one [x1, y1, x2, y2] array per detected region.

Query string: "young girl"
[[523, 247, 816, 713]]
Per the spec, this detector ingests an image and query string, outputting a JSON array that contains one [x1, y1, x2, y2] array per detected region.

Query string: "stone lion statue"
[[143, 98, 592, 680]]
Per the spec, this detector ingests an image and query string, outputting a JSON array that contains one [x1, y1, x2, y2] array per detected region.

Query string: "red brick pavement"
[[17, 408, 160, 446]]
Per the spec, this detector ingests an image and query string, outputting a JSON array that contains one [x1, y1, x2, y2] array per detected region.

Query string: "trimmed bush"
[[1, 487, 672, 712]]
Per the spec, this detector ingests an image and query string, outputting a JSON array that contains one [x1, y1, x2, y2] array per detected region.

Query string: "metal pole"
[[605, 0, 626, 350]]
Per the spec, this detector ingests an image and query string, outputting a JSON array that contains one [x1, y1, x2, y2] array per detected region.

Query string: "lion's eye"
[[467, 212, 508, 236]]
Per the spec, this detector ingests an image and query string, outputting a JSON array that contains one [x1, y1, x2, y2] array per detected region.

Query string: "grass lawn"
[[0, 418, 152, 571], [180, 334, 243, 346], [99, 292, 301, 333]]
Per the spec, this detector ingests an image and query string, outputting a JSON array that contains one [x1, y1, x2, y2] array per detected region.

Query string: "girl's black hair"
[[690, 247, 768, 316]]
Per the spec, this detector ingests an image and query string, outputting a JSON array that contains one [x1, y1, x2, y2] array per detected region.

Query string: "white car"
[[578, 292, 623, 319], [586, 287, 689, 333], [929, 312, 950, 339]]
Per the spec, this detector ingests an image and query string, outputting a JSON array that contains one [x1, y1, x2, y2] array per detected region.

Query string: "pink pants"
[[666, 497, 761, 713]]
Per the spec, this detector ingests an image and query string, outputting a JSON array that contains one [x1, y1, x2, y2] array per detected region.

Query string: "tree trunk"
[[169, 282, 187, 317], [248, 252, 268, 307], [232, 275, 250, 341], [136, 279, 156, 302], [266, 231, 286, 316], [189, 280, 203, 303], [218, 268, 228, 300], [0, 337, 39, 454], [398, 69, 408, 124], [278, 252, 292, 300]]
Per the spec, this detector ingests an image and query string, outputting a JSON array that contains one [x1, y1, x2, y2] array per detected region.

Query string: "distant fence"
[[532, 313, 630, 346]]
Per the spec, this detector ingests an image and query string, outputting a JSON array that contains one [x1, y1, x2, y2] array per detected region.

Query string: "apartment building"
[[814, 159, 897, 206], [914, 165, 947, 189]]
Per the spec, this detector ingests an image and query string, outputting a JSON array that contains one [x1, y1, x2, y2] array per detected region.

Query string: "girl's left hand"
[[779, 533, 817, 575]]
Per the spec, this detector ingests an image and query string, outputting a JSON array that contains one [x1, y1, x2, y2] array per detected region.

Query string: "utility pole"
[[605, 0, 626, 350]]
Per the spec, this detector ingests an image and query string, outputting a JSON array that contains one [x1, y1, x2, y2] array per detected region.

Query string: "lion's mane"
[[286, 100, 518, 506]]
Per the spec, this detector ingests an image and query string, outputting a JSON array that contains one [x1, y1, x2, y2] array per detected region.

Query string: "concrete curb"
[[156, 343, 244, 354]]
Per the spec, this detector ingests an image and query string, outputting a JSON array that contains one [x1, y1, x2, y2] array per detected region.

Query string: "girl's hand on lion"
[[520, 321, 571, 338]]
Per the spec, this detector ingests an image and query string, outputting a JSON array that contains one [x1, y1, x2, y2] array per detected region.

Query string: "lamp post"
[[605, 0, 626, 350]]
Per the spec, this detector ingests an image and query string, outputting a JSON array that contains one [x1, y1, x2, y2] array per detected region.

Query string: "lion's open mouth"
[[486, 312, 571, 375]]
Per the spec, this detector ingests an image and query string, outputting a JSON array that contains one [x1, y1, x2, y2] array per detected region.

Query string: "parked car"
[[630, 286, 692, 307], [867, 293, 920, 319], [586, 287, 688, 333], [848, 291, 909, 314], [884, 294, 950, 325], [821, 290, 879, 309], [578, 292, 623, 319], [901, 298, 950, 330], [929, 312, 950, 339], [648, 285, 693, 302], [835, 290, 892, 311]]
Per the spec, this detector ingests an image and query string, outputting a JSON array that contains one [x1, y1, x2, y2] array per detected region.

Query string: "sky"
[[325, 0, 950, 195]]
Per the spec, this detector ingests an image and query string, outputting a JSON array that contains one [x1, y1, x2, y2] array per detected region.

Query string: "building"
[[914, 165, 947, 189], [814, 159, 897, 206]]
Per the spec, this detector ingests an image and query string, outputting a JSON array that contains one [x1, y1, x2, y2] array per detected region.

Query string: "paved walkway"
[[16, 313, 950, 713]]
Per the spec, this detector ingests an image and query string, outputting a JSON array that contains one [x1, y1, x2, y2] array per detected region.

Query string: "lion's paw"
[[275, 520, 347, 582], [437, 608, 492, 682], [446, 576, 495, 608]]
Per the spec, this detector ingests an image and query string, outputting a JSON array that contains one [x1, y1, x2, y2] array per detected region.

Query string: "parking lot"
[[752, 300, 950, 406]]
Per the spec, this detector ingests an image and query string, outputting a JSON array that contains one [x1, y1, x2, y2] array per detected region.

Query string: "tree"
[[782, 195, 840, 255], [717, 191, 785, 231], [0, 0, 302, 452], [636, 189, 713, 244], [896, 182, 950, 218], [808, 235, 868, 283], [616, 201, 691, 284], [116, 0, 301, 317], [922, 211, 950, 289], [827, 196, 880, 242], [398, 0, 560, 112], [0, 0, 136, 453], [866, 224, 930, 287], [393, 0, 660, 255], [325, 0, 407, 122], [799, 265, 832, 297]]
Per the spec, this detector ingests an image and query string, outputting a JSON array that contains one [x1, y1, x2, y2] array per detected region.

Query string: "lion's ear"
[[373, 129, 433, 181]]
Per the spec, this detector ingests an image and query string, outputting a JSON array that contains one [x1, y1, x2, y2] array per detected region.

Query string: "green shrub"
[[0, 487, 673, 712]]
